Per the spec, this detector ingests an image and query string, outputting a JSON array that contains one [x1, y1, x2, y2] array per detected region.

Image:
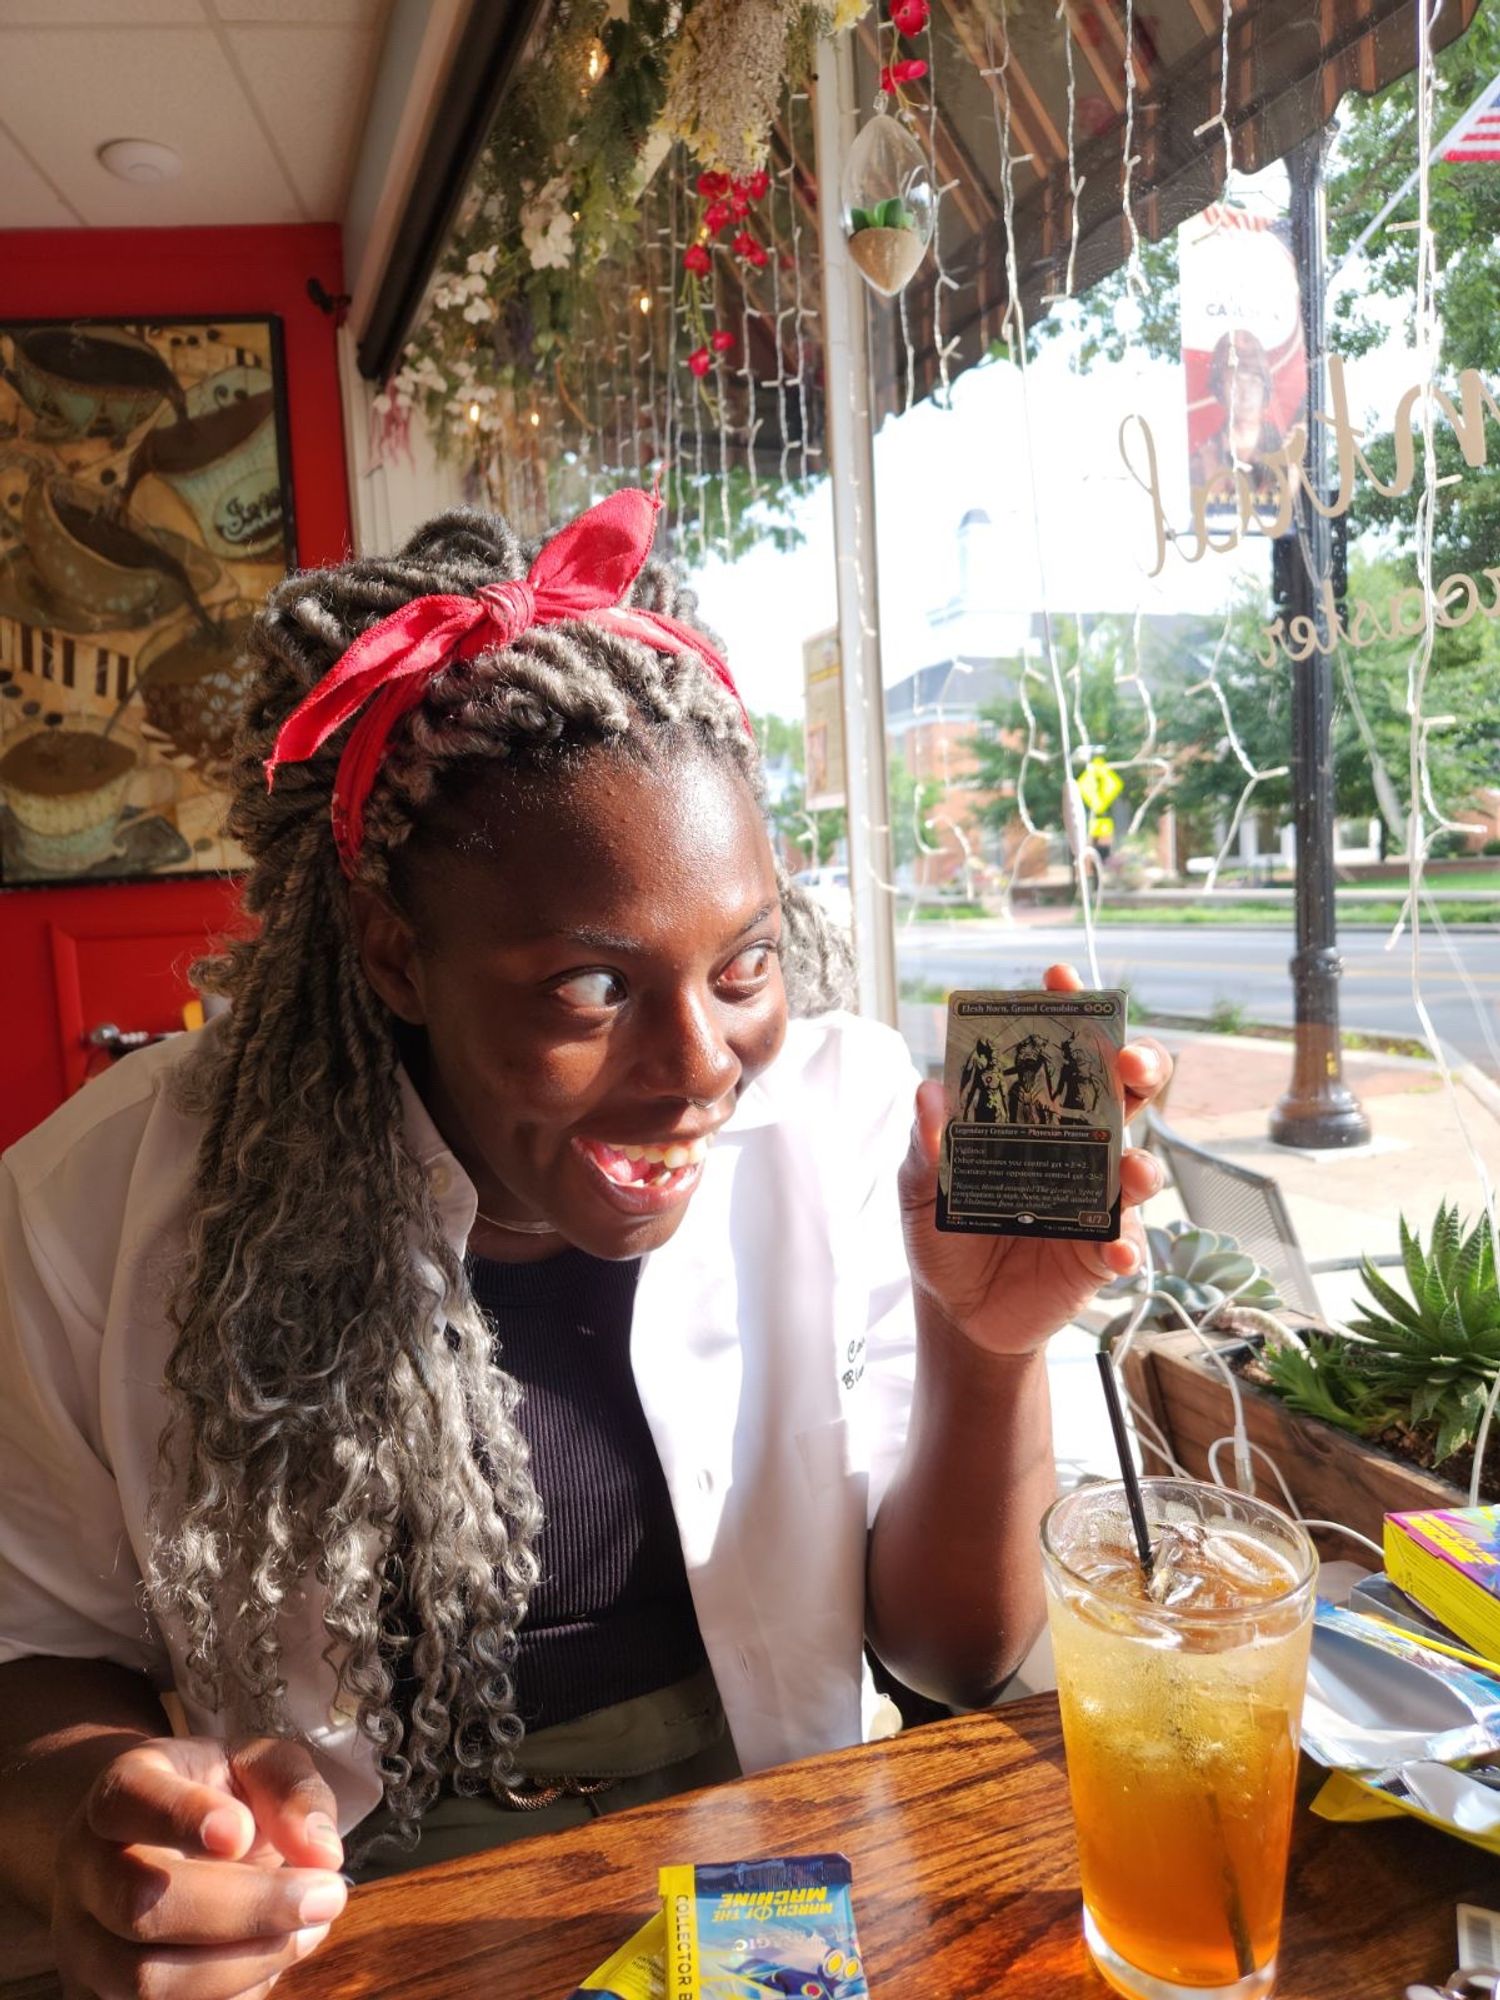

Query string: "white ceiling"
[[0, 0, 396, 229]]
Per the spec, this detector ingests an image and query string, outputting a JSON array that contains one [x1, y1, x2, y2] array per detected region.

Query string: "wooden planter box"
[[1118, 1327, 1465, 1548]]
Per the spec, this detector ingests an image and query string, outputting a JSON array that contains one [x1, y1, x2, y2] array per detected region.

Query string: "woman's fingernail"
[[294, 1923, 333, 1957], [298, 1879, 347, 1926], [305, 1810, 342, 1856], [201, 1806, 244, 1852]]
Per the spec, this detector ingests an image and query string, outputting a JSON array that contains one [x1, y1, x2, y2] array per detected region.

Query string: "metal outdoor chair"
[[1139, 1107, 1402, 1323]]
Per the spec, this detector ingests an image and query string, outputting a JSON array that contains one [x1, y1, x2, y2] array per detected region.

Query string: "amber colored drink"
[[1041, 1481, 1316, 2000]]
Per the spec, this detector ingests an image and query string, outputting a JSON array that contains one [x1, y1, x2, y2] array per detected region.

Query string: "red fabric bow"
[[265, 486, 748, 874]]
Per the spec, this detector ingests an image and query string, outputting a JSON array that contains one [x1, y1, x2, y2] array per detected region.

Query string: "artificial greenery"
[[849, 198, 915, 232], [1101, 1220, 1283, 1341], [1259, 1203, 1500, 1470], [384, 0, 872, 527]]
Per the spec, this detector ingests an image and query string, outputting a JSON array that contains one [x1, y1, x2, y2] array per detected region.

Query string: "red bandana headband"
[[265, 486, 749, 875]]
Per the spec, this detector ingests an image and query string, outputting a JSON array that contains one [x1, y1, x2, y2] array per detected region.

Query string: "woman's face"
[[356, 743, 789, 1261]]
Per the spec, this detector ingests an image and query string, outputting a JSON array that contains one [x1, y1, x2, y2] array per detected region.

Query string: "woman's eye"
[[720, 942, 778, 989], [553, 969, 626, 1009]]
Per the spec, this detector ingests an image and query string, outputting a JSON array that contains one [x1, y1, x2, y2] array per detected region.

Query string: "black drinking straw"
[[1095, 1346, 1155, 1579]]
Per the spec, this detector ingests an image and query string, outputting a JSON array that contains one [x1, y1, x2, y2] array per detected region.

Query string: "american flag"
[[1439, 74, 1500, 164]]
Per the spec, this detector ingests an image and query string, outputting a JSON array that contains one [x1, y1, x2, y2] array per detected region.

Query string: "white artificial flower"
[[463, 296, 497, 323], [466, 245, 499, 277], [520, 175, 576, 271]]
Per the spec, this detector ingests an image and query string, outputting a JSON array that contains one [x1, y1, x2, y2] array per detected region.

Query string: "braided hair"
[[149, 508, 852, 1857]]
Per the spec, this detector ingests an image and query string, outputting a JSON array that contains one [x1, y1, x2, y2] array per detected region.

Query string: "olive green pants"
[[349, 1670, 738, 1882]]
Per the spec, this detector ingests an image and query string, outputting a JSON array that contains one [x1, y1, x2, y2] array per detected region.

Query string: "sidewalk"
[[1144, 1029, 1500, 1320]]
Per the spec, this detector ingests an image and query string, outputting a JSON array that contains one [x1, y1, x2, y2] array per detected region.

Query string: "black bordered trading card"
[[936, 989, 1126, 1241]]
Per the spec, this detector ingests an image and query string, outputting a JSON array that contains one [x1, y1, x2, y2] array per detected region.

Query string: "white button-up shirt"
[[0, 1011, 921, 1831]]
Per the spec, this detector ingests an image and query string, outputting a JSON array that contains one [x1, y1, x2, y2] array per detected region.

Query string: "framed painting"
[[0, 315, 296, 885]]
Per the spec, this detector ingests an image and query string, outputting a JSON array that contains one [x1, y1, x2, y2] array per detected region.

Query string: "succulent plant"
[[1101, 1220, 1282, 1340], [1262, 1203, 1500, 1468], [848, 197, 914, 233]]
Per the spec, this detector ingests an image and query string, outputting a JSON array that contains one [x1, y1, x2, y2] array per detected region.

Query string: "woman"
[[0, 489, 1169, 1996]]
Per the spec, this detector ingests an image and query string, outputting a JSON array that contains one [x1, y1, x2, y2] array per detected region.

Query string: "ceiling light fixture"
[[97, 138, 183, 185]]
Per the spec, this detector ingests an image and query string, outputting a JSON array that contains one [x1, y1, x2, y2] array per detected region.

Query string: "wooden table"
[[5, 1696, 1489, 1999]]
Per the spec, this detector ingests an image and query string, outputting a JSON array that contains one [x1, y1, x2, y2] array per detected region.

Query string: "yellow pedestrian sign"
[[1089, 813, 1115, 846], [1076, 755, 1123, 816]]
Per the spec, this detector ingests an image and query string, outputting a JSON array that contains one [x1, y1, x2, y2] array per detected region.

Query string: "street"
[[895, 920, 1500, 1077]]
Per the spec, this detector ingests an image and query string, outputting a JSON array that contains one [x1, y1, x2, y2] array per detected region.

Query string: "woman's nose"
[[639, 988, 740, 1108]]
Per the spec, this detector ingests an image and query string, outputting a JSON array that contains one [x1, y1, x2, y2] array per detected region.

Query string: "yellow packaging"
[[569, 1911, 667, 1999]]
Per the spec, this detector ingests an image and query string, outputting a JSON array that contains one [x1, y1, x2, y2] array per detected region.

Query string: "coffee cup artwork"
[[0, 317, 295, 884]]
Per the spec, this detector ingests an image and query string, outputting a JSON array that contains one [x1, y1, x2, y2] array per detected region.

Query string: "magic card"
[[936, 988, 1126, 1242]]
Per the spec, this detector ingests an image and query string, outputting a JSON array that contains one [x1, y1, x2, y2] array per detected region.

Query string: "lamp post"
[[1268, 131, 1370, 1149]]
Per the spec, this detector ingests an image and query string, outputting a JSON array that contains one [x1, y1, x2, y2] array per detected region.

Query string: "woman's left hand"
[[898, 962, 1172, 1357]]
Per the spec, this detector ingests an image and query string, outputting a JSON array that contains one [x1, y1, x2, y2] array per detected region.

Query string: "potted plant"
[[1250, 1203, 1499, 1501], [1116, 1209, 1493, 1544]]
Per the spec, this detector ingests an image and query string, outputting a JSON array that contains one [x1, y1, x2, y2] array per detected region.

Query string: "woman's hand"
[[52, 1734, 347, 1999], [899, 962, 1172, 1357]]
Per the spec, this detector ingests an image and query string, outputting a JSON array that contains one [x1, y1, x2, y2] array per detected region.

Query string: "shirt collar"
[[397, 1065, 477, 1241]]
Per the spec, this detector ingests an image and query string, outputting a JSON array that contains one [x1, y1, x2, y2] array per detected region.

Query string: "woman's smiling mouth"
[[572, 1134, 713, 1213]]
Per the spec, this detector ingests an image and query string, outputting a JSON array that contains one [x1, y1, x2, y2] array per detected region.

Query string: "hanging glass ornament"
[[840, 110, 935, 298]]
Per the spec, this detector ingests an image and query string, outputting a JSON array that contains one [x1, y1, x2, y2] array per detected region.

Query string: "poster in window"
[[802, 626, 847, 812], [0, 316, 295, 885], [1179, 170, 1307, 529]]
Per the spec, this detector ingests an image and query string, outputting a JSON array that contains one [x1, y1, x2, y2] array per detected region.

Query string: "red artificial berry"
[[891, 0, 930, 32], [683, 242, 711, 275], [746, 169, 770, 202], [710, 328, 735, 353], [881, 56, 928, 89], [703, 199, 732, 235], [747, 242, 769, 269], [688, 346, 712, 377], [730, 191, 750, 219], [696, 170, 730, 199], [732, 228, 759, 259]]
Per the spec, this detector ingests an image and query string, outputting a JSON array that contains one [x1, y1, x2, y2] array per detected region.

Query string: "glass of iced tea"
[[1040, 1479, 1317, 2000]]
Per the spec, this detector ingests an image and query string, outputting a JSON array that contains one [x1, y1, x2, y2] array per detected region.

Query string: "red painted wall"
[[1, 225, 351, 1151]]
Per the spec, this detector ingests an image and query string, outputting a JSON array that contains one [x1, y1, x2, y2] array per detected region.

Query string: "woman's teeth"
[[583, 1136, 709, 1186], [619, 1138, 708, 1169]]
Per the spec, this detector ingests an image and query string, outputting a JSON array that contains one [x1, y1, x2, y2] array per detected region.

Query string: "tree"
[[967, 617, 1184, 841], [1018, 8, 1500, 849], [750, 710, 847, 866], [1326, 7, 1500, 582]]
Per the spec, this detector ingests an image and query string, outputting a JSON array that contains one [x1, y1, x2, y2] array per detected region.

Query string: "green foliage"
[[966, 616, 1181, 837], [1102, 1221, 1283, 1336], [1259, 1334, 1388, 1434], [751, 709, 848, 864], [849, 199, 914, 232], [1258, 1204, 1500, 1469]]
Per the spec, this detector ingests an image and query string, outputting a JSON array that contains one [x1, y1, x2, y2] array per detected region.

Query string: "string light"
[[467, 400, 481, 424]]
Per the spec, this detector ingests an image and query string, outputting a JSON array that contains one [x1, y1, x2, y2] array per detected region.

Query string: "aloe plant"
[[1260, 1203, 1500, 1468], [1102, 1220, 1282, 1340]]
